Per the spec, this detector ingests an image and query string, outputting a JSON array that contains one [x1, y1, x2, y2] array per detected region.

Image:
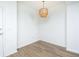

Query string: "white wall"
[[0, 1, 17, 56], [67, 2, 79, 54], [17, 2, 39, 48], [39, 2, 66, 47], [0, 8, 3, 57]]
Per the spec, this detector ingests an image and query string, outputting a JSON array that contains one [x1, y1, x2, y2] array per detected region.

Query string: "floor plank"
[[8, 40, 79, 57]]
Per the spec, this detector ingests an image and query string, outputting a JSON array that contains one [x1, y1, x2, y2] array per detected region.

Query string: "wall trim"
[[5, 50, 17, 57], [41, 39, 66, 48], [66, 48, 79, 54], [18, 39, 40, 49]]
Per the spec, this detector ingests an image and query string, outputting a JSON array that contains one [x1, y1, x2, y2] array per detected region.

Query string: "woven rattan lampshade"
[[39, 1, 48, 17], [39, 8, 48, 17]]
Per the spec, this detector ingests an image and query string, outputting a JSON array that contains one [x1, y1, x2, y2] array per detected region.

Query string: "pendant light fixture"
[[39, 1, 48, 17]]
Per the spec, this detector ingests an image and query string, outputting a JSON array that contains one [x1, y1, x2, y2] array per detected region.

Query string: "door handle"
[[0, 28, 2, 30], [0, 33, 3, 35]]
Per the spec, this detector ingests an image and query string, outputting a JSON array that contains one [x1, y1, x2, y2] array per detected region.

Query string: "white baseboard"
[[41, 39, 65, 48], [66, 48, 79, 54], [5, 50, 17, 57], [18, 39, 40, 49]]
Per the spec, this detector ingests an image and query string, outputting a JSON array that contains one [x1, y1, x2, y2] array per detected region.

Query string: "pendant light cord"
[[43, 1, 45, 8]]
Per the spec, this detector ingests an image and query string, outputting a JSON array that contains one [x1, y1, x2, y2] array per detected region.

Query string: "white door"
[[0, 8, 3, 56], [67, 2, 79, 53]]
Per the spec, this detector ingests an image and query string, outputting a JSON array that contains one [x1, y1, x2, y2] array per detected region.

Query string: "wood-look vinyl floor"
[[8, 40, 79, 57]]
